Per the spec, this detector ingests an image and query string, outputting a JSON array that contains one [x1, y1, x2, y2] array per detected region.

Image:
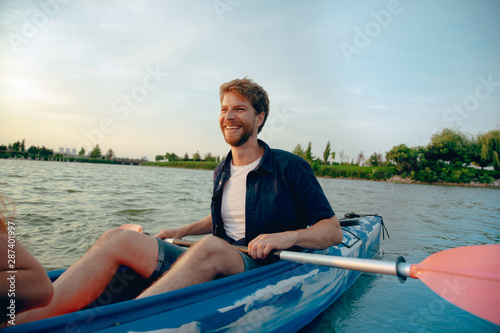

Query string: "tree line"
[[385, 128, 499, 183], [293, 128, 499, 184], [155, 151, 223, 163], [153, 127, 499, 184], [293, 128, 499, 170], [3, 127, 499, 184], [0, 142, 116, 160], [0, 140, 55, 158]]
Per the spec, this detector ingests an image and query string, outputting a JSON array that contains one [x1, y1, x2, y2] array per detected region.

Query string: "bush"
[[315, 165, 396, 181], [143, 161, 218, 170]]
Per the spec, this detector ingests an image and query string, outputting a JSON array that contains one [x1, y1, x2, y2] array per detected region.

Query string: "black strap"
[[342, 212, 390, 240]]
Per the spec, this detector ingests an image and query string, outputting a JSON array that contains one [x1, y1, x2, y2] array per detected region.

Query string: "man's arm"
[[247, 215, 343, 260], [155, 214, 213, 239]]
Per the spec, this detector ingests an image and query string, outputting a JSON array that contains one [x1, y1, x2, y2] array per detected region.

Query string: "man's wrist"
[[289, 230, 301, 247], [177, 226, 187, 238]]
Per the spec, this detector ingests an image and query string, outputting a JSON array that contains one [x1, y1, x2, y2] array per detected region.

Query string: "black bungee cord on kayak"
[[342, 212, 390, 240]]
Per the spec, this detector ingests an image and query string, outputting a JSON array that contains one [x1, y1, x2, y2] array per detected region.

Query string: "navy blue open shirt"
[[211, 140, 335, 246]]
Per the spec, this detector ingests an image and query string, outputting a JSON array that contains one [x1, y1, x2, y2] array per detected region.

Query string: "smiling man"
[[16, 78, 342, 324]]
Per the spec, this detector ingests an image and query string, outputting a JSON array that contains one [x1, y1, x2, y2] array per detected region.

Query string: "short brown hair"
[[219, 77, 269, 133]]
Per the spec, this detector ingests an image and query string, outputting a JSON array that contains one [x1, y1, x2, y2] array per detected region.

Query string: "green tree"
[[165, 152, 179, 161], [426, 128, 473, 166], [78, 147, 86, 156], [204, 152, 216, 162], [474, 130, 500, 170], [366, 152, 381, 166], [292, 143, 304, 158], [183, 152, 190, 161], [39, 146, 54, 157], [192, 151, 201, 161], [387, 144, 418, 173], [105, 148, 115, 160], [323, 141, 331, 165], [27, 146, 38, 155], [304, 142, 313, 162], [155, 155, 164, 161], [90, 144, 102, 158], [11, 141, 21, 152]]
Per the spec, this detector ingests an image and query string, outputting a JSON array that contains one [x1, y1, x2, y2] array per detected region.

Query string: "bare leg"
[[16, 228, 159, 324], [138, 235, 244, 298]]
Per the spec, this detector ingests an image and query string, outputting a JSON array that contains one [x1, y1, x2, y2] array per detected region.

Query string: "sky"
[[1, 0, 499, 161]]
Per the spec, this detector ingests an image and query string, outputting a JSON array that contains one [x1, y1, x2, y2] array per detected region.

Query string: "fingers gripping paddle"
[[119, 224, 500, 325]]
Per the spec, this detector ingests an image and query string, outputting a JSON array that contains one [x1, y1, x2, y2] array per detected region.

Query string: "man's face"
[[219, 92, 263, 147]]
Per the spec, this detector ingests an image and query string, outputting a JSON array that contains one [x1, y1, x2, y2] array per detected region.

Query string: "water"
[[1, 159, 499, 332]]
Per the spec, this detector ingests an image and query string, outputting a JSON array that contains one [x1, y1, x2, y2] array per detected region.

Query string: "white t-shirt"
[[221, 157, 262, 241]]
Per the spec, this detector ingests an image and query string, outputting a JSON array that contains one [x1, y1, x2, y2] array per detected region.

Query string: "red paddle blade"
[[410, 244, 500, 325], [119, 223, 143, 233]]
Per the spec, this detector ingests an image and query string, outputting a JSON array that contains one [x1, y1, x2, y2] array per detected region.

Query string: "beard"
[[222, 123, 255, 147]]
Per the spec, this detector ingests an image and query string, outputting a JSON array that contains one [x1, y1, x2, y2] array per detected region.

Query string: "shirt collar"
[[223, 139, 273, 173]]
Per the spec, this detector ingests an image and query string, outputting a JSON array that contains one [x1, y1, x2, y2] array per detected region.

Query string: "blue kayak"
[[8, 215, 384, 332]]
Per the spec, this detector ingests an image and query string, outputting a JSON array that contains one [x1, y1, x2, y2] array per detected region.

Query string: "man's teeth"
[[227, 126, 240, 129]]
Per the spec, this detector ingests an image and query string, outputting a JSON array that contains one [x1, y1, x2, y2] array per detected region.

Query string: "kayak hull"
[[7, 215, 383, 332]]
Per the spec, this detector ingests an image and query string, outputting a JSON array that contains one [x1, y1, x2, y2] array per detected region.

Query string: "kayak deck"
[[8, 215, 383, 332]]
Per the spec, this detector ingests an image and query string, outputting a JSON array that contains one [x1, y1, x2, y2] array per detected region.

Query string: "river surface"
[[1, 159, 499, 332]]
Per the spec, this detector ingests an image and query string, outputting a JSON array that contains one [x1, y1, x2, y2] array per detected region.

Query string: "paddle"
[[119, 224, 500, 325]]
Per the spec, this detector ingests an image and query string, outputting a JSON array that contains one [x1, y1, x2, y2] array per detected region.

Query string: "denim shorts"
[[147, 237, 261, 282]]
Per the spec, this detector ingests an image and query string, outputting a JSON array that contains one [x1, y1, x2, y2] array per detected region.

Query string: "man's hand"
[[247, 216, 343, 259], [247, 231, 299, 259], [155, 214, 213, 240], [155, 228, 184, 240]]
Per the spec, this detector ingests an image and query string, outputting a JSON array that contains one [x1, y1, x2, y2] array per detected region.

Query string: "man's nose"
[[226, 108, 236, 119]]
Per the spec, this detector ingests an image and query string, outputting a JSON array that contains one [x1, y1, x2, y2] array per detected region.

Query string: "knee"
[[99, 227, 129, 243], [92, 228, 135, 254], [190, 235, 228, 260]]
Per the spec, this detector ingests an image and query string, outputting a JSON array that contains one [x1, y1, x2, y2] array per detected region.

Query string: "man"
[[17, 78, 342, 324]]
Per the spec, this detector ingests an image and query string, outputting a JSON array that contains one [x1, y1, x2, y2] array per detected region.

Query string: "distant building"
[[141, 156, 148, 161], [58, 147, 77, 156]]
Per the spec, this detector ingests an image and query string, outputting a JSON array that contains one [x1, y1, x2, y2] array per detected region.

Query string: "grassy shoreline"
[[142, 161, 500, 188], [5, 158, 497, 188]]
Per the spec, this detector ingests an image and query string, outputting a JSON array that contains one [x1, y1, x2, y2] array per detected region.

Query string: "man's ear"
[[256, 111, 265, 127]]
